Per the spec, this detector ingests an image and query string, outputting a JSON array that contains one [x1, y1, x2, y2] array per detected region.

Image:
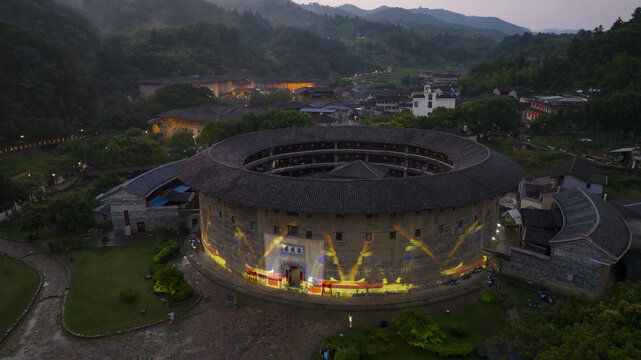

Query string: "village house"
[[492, 86, 534, 103], [295, 87, 336, 100], [137, 75, 253, 98], [505, 188, 632, 295], [255, 78, 319, 93], [519, 157, 608, 209], [609, 145, 641, 169], [95, 160, 199, 235], [524, 95, 587, 121], [411, 85, 457, 117], [148, 106, 247, 139]]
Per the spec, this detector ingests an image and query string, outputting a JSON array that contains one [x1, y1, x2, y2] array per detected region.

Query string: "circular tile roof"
[[178, 126, 524, 214]]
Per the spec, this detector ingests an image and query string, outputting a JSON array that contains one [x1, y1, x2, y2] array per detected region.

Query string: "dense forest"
[[0, 0, 583, 146], [459, 8, 641, 133]]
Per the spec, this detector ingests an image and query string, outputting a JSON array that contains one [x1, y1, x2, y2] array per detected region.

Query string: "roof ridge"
[[577, 187, 601, 237]]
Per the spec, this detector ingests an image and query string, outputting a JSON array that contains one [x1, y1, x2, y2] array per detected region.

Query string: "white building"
[[412, 85, 457, 117]]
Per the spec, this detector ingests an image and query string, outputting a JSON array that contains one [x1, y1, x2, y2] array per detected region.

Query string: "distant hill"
[[336, 4, 528, 36], [410, 8, 529, 35], [363, 7, 506, 39]]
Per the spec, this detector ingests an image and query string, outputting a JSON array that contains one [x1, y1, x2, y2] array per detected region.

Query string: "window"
[[586, 183, 591, 189], [428, 101, 433, 109], [438, 225, 444, 233], [415, 229, 421, 238], [413, 101, 419, 108], [390, 231, 396, 240], [428, 94, 433, 100], [336, 232, 343, 242], [273, 226, 280, 235], [287, 225, 299, 237], [306, 231, 313, 239], [365, 232, 373, 243], [287, 211, 298, 217], [250, 221, 257, 231]]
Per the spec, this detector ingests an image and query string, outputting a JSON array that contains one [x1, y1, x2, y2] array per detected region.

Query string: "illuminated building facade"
[[148, 106, 246, 139], [178, 127, 523, 302]]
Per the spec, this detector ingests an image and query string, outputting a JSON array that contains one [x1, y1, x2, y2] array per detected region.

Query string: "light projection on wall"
[[394, 224, 437, 261], [441, 256, 487, 276], [448, 221, 484, 258], [207, 202, 497, 299], [225, 207, 258, 260]]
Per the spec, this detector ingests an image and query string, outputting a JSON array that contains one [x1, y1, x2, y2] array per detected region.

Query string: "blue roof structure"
[[173, 185, 190, 193], [149, 197, 169, 207]]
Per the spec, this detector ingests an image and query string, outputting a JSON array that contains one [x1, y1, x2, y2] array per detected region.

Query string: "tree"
[[92, 172, 125, 195], [490, 282, 641, 360], [101, 129, 166, 167], [13, 172, 46, 202], [197, 110, 315, 146], [151, 84, 218, 110], [166, 129, 197, 157], [45, 187, 95, 234], [0, 175, 19, 215], [15, 201, 45, 239]]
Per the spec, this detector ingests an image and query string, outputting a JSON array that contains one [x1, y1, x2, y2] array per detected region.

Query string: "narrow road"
[[0, 238, 71, 359]]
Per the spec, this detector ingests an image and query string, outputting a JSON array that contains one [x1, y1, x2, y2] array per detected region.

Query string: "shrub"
[[448, 323, 470, 338], [153, 238, 172, 254], [119, 288, 139, 303], [365, 326, 391, 343], [425, 341, 474, 357], [153, 241, 181, 264], [149, 262, 164, 276], [172, 281, 195, 302], [393, 308, 445, 348], [479, 293, 493, 304], [334, 347, 359, 360], [362, 327, 394, 356], [479, 292, 513, 310], [152, 263, 184, 294], [323, 333, 358, 354]]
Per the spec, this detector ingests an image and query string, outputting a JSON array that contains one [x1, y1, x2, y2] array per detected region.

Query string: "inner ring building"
[[178, 126, 523, 302]]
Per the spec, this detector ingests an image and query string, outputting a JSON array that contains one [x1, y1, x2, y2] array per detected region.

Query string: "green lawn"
[[531, 133, 636, 159], [61, 245, 193, 335], [0, 255, 40, 336], [485, 139, 571, 176], [0, 151, 57, 178]]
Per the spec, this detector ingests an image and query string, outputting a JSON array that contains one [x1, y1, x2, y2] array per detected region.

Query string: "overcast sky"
[[293, 0, 640, 31]]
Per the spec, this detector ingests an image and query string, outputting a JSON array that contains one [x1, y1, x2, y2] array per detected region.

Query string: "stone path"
[[0, 238, 490, 359]]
